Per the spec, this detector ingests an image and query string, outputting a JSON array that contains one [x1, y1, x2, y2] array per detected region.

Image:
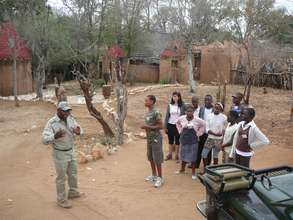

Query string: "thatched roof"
[[0, 23, 31, 61]]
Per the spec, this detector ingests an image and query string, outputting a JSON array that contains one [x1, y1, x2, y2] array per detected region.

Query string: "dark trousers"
[[195, 133, 211, 168], [167, 123, 180, 145], [235, 154, 251, 168]]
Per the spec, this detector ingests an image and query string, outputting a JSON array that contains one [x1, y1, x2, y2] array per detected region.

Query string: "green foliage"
[[93, 79, 106, 88], [159, 77, 171, 84], [2, 0, 290, 75], [99, 136, 114, 146]]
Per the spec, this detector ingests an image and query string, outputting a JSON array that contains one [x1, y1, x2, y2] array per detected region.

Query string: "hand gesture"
[[73, 126, 81, 135], [54, 129, 65, 139], [228, 157, 234, 161], [221, 144, 225, 151]]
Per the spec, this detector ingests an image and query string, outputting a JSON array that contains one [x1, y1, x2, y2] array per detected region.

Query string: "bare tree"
[[112, 58, 128, 145], [15, 1, 51, 100], [223, 0, 286, 104], [120, 0, 145, 56], [72, 65, 115, 137], [170, 0, 225, 92]]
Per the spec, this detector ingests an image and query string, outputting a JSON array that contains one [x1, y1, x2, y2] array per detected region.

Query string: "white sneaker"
[[191, 175, 197, 180], [154, 177, 164, 188], [145, 175, 157, 182]]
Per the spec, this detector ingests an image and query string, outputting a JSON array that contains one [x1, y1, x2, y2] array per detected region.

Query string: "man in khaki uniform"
[[42, 101, 84, 208]]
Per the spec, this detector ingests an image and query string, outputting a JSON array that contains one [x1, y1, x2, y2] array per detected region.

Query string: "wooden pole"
[[9, 37, 19, 107], [290, 72, 293, 122], [187, 45, 196, 93]]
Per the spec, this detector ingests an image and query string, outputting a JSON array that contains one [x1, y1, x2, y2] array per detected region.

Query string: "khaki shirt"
[[42, 115, 81, 162]]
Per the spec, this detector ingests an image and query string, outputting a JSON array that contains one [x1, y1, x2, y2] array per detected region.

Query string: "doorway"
[[193, 50, 201, 80]]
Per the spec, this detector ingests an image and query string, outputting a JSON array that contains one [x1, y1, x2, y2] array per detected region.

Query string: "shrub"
[[159, 77, 171, 84], [99, 136, 115, 146], [93, 79, 106, 88]]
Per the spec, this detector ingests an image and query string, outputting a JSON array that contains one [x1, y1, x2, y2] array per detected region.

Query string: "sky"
[[48, 0, 293, 14], [275, 0, 293, 13]]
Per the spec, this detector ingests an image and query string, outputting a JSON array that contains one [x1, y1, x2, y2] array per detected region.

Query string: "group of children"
[[141, 92, 270, 188]]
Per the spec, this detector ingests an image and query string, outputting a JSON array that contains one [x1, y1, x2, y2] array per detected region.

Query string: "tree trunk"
[[290, 73, 293, 122], [187, 46, 196, 93], [243, 46, 252, 105], [79, 80, 114, 137], [9, 36, 19, 106], [35, 58, 45, 100], [114, 58, 128, 145], [245, 77, 252, 105], [221, 81, 227, 111], [216, 72, 221, 102], [115, 81, 128, 145], [12, 48, 19, 107]]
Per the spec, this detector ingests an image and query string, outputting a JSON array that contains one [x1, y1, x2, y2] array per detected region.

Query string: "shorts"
[[167, 123, 180, 145], [222, 146, 234, 163], [202, 138, 222, 159], [147, 136, 164, 164]]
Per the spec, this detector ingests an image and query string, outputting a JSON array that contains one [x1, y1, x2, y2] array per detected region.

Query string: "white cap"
[[216, 102, 224, 110], [57, 101, 72, 111]]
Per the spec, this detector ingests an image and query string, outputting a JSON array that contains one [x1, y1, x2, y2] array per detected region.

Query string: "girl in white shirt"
[[164, 92, 186, 161], [221, 111, 239, 163]]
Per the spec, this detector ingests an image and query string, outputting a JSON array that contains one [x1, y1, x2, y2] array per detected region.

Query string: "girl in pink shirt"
[[176, 105, 205, 180]]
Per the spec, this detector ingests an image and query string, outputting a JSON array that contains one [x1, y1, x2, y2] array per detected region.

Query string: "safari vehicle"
[[197, 164, 293, 220]]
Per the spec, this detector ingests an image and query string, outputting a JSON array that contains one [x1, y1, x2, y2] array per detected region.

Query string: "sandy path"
[[0, 124, 205, 220], [0, 84, 293, 220], [0, 101, 205, 220]]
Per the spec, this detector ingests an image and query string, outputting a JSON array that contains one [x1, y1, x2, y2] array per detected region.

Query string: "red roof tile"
[[107, 45, 126, 58], [160, 48, 178, 57], [0, 23, 31, 60]]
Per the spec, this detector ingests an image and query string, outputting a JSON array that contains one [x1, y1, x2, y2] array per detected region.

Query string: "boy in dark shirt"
[[141, 95, 164, 188]]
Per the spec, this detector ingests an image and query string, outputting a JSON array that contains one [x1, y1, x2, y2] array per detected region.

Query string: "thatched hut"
[[0, 23, 32, 96], [160, 41, 188, 83], [128, 53, 160, 83], [160, 41, 242, 84]]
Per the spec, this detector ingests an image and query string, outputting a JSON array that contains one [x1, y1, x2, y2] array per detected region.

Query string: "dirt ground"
[[0, 84, 292, 220]]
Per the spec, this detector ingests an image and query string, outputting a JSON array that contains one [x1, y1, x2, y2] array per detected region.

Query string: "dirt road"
[[0, 84, 292, 220]]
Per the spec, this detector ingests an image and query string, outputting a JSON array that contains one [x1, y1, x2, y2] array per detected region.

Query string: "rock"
[[86, 167, 93, 170], [91, 146, 103, 160], [31, 125, 37, 130], [77, 151, 88, 164], [134, 132, 146, 139], [94, 143, 104, 148], [106, 145, 115, 155], [86, 155, 93, 161], [126, 138, 133, 143]]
